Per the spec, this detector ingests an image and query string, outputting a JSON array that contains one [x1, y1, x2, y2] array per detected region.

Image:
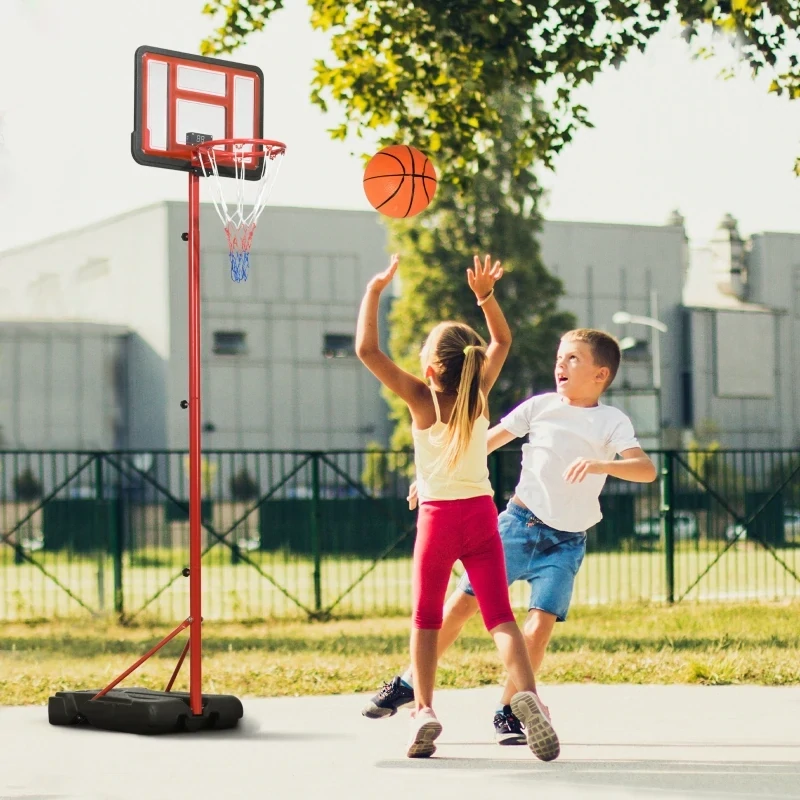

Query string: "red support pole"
[[91, 619, 191, 700], [165, 637, 192, 693], [188, 171, 203, 716]]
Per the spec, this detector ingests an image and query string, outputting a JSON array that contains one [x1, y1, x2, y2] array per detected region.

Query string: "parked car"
[[633, 511, 699, 541], [19, 534, 44, 552], [724, 509, 800, 543], [235, 536, 261, 552]]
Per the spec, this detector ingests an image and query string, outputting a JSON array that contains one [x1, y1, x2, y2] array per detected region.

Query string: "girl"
[[355, 253, 559, 761]]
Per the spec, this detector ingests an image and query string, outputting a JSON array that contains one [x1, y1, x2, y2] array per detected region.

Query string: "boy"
[[362, 328, 657, 744]]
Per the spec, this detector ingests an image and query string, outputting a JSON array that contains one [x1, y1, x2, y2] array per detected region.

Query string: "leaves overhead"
[[201, 1, 800, 182]]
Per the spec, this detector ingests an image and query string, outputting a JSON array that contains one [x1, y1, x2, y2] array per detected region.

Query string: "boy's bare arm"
[[488, 425, 518, 454], [563, 447, 657, 485]]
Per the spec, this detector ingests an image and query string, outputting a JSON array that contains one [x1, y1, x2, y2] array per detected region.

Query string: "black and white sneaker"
[[493, 705, 527, 745], [362, 676, 415, 719]]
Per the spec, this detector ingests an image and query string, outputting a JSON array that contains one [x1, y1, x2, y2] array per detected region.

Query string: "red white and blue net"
[[196, 139, 285, 282]]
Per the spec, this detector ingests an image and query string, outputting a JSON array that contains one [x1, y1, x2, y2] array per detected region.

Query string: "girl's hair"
[[424, 322, 487, 471]]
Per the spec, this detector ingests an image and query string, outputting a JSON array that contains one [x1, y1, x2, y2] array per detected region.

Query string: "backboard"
[[132, 46, 264, 176]]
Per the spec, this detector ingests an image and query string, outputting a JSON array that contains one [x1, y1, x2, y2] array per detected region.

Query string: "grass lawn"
[[3, 542, 800, 621], [2, 602, 799, 705]]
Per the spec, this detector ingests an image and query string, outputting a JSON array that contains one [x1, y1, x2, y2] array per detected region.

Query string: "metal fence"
[[1, 448, 800, 622]]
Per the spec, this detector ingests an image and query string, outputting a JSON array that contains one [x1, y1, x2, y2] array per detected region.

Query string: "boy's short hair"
[[562, 328, 621, 387]]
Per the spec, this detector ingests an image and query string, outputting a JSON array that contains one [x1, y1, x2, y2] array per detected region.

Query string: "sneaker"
[[493, 705, 526, 745], [510, 691, 560, 762], [361, 676, 415, 719], [406, 708, 442, 758]]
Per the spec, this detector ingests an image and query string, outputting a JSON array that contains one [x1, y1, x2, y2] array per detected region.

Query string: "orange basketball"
[[363, 145, 438, 218]]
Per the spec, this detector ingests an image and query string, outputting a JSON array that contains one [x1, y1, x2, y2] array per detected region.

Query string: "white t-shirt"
[[500, 392, 640, 533]]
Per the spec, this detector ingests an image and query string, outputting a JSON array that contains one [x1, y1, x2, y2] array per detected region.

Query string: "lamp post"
[[612, 290, 668, 445]]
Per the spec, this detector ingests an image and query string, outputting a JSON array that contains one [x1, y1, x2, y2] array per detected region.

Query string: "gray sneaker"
[[406, 709, 442, 758], [510, 691, 560, 761]]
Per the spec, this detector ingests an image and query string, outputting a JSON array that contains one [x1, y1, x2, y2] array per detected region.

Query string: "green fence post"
[[94, 455, 106, 612], [661, 450, 675, 604], [310, 453, 323, 615], [112, 462, 124, 617]]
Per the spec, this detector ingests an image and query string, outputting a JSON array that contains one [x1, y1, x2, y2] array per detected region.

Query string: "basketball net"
[[196, 142, 285, 282]]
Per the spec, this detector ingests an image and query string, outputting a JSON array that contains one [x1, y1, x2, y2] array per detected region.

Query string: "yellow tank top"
[[412, 386, 493, 502]]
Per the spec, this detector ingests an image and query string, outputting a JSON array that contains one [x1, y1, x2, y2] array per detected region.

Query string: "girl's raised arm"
[[355, 254, 427, 405], [467, 254, 512, 393]]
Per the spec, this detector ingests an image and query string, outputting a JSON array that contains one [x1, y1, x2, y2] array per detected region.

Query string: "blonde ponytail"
[[422, 322, 488, 473], [439, 344, 487, 471]]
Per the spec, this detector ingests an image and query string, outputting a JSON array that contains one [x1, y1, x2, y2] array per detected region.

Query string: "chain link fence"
[[1, 448, 799, 622]]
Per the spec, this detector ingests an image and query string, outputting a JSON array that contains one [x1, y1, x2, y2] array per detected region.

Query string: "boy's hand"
[[467, 254, 503, 300], [563, 457, 605, 484], [367, 253, 399, 294], [407, 480, 418, 510]]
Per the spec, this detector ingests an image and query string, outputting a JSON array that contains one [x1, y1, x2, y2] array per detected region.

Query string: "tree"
[[686, 420, 722, 486], [201, 1, 800, 180], [183, 456, 217, 494], [361, 440, 392, 494], [380, 87, 576, 449], [14, 468, 42, 502], [230, 468, 260, 501]]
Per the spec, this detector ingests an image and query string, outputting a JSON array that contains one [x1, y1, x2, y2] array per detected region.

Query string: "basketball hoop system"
[[194, 138, 286, 282], [48, 47, 287, 736]]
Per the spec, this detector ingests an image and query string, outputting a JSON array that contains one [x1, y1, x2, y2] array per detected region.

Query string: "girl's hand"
[[407, 480, 418, 511], [367, 253, 399, 293], [467, 254, 503, 300]]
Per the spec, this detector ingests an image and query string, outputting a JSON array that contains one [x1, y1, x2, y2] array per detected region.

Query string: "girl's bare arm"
[[355, 254, 427, 408], [468, 254, 512, 394]]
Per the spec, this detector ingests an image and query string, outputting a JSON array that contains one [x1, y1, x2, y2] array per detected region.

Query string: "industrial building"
[[0, 203, 796, 453]]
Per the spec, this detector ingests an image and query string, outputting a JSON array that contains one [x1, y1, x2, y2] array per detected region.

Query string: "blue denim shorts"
[[457, 499, 586, 621]]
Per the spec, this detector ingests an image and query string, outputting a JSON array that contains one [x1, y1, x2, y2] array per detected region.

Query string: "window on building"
[[323, 333, 355, 359], [213, 330, 247, 355]]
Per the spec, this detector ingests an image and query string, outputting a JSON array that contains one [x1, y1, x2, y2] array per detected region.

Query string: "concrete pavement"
[[2, 685, 799, 800]]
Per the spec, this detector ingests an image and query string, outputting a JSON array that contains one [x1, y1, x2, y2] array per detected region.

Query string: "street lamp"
[[611, 311, 668, 333], [612, 290, 668, 444], [612, 291, 668, 391]]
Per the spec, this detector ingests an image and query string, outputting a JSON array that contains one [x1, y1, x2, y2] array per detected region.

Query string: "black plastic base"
[[48, 687, 243, 735]]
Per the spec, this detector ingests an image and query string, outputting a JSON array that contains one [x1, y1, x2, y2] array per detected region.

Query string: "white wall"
[[539, 220, 687, 442], [748, 232, 800, 445], [687, 308, 783, 448], [126, 332, 168, 450], [165, 203, 391, 450], [0, 322, 128, 449], [0, 204, 170, 358]]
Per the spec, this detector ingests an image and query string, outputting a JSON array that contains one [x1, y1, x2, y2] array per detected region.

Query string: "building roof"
[[0, 320, 131, 335], [683, 244, 773, 313]]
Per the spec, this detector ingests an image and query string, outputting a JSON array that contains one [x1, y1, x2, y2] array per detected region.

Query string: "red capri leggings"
[[413, 495, 515, 631]]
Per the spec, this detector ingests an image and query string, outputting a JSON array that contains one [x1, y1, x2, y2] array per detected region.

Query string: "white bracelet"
[[476, 288, 494, 307]]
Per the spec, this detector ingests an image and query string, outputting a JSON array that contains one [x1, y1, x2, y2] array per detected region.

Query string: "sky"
[[0, 0, 798, 253]]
